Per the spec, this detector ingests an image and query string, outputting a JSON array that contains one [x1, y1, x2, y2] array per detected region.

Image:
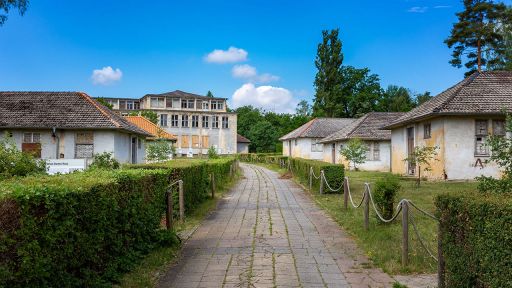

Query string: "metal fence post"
[[438, 221, 445, 288], [402, 201, 409, 267], [166, 188, 174, 230], [364, 186, 369, 230], [211, 173, 216, 199], [319, 170, 324, 195], [343, 177, 348, 210], [179, 180, 184, 222]]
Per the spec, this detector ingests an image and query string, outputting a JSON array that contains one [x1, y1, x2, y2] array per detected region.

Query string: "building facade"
[[383, 71, 512, 180], [103, 90, 238, 155]]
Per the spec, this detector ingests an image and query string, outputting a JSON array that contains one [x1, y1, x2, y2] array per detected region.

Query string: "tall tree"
[[415, 91, 433, 106], [377, 85, 416, 112], [295, 100, 312, 116], [206, 90, 214, 97], [445, 0, 511, 76], [342, 66, 382, 117], [313, 29, 344, 117], [0, 0, 29, 26]]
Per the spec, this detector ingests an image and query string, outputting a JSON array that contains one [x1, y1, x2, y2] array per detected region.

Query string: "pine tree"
[[206, 90, 214, 97], [313, 29, 344, 117], [445, 0, 511, 76]]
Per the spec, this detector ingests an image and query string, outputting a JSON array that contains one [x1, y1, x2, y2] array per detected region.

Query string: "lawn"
[[258, 163, 478, 275]]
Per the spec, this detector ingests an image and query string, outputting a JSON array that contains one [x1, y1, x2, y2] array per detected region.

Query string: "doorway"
[[131, 137, 137, 164], [406, 127, 415, 175]]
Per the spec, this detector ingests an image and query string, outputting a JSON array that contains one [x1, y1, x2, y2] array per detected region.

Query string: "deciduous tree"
[[0, 0, 29, 26], [340, 138, 368, 170]]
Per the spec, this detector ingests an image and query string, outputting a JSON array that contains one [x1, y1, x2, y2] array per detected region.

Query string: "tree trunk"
[[477, 39, 482, 72]]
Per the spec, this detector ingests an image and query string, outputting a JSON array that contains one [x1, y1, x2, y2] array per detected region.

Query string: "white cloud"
[[408, 6, 428, 13], [231, 83, 298, 113], [232, 64, 257, 78], [91, 66, 122, 85], [231, 64, 279, 83], [434, 5, 451, 9], [205, 46, 248, 63]]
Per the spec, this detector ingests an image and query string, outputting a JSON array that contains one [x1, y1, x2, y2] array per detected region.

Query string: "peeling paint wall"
[[282, 138, 324, 160], [324, 141, 391, 172]]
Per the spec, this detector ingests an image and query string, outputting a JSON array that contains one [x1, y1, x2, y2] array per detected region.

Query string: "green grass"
[[115, 170, 241, 288], [258, 163, 478, 275]]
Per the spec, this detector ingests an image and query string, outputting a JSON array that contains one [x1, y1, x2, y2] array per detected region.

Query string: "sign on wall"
[[46, 159, 86, 175]]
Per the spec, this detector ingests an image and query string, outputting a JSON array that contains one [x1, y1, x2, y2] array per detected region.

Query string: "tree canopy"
[[0, 0, 29, 26]]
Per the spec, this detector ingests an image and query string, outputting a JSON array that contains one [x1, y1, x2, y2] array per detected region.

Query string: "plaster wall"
[[288, 138, 324, 160], [327, 141, 391, 172], [237, 143, 249, 153]]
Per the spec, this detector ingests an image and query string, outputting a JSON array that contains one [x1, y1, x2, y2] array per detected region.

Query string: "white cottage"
[[319, 112, 404, 171], [383, 71, 512, 180], [279, 118, 354, 160], [0, 92, 151, 170]]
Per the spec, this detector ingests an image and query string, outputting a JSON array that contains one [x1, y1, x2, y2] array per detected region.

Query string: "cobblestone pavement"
[[158, 164, 394, 288]]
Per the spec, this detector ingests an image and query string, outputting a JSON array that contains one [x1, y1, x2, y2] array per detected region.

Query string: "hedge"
[[239, 154, 344, 194], [436, 192, 512, 288], [0, 169, 176, 287]]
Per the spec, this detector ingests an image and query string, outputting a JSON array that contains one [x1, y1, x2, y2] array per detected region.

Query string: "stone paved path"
[[158, 164, 394, 288]]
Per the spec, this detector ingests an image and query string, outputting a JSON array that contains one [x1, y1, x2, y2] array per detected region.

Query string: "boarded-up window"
[[202, 136, 209, 148], [493, 120, 506, 137], [475, 120, 489, 156], [181, 135, 189, 148], [75, 132, 94, 158], [192, 135, 200, 148], [365, 141, 380, 161], [22, 132, 41, 158]]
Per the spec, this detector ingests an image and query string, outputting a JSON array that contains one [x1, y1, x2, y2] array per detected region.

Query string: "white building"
[[102, 90, 237, 156], [383, 71, 512, 180], [0, 92, 150, 170], [319, 112, 404, 172], [279, 118, 354, 160], [237, 134, 251, 153]]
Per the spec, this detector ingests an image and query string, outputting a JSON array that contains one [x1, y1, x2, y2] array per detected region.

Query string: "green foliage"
[[377, 85, 416, 112], [295, 100, 312, 116], [414, 91, 432, 106], [0, 135, 46, 180], [146, 139, 174, 162], [402, 145, 439, 186], [0, 169, 176, 287], [436, 191, 512, 287], [392, 283, 408, 288], [445, 0, 512, 75], [373, 174, 401, 221], [340, 138, 368, 170], [128, 110, 158, 124], [289, 158, 345, 194], [207, 146, 219, 159], [89, 151, 120, 170], [340, 66, 382, 117], [247, 121, 279, 153], [238, 153, 286, 164], [477, 114, 512, 193], [0, 0, 29, 26], [96, 97, 113, 109], [206, 90, 214, 97]]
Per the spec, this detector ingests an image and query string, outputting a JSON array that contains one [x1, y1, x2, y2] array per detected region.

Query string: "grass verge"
[[115, 170, 241, 288], [256, 163, 477, 275]]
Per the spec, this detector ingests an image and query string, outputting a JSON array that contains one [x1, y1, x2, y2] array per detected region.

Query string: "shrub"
[[146, 139, 175, 162], [0, 135, 46, 180], [373, 174, 401, 221], [436, 192, 512, 287], [207, 146, 219, 159], [289, 158, 344, 194], [0, 169, 177, 287], [88, 151, 120, 170], [340, 138, 367, 170]]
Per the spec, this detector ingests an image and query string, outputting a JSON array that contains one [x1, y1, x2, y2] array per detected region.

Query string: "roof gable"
[[279, 118, 355, 140], [125, 116, 177, 140]]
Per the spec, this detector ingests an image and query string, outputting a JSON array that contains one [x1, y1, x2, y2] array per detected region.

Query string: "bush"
[[0, 135, 46, 180], [88, 151, 120, 170], [289, 158, 345, 193], [0, 169, 177, 287], [207, 146, 219, 159], [373, 174, 401, 221], [146, 139, 175, 162], [436, 192, 512, 288]]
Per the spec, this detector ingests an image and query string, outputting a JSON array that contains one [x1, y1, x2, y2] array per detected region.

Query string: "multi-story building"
[[102, 90, 238, 156]]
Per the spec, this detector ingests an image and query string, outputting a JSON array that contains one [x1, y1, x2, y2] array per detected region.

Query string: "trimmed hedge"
[[0, 169, 176, 287], [239, 154, 344, 194], [436, 192, 512, 288]]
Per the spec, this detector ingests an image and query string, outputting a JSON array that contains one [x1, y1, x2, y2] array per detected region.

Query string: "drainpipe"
[[52, 127, 60, 159]]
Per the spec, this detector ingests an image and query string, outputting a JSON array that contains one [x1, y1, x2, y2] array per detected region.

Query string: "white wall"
[[284, 138, 324, 160], [237, 143, 249, 153], [329, 140, 391, 172]]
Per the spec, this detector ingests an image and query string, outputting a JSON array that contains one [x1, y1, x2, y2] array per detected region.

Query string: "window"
[[171, 115, 179, 127], [137, 138, 142, 149], [181, 99, 195, 109], [475, 120, 489, 156], [166, 98, 173, 108], [202, 135, 209, 148], [423, 123, 431, 139], [211, 100, 224, 110], [182, 115, 189, 127], [202, 101, 209, 110], [150, 97, 165, 108], [181, 135, 189, 148], [365, 142, 380, 161], [311, 139, 323, 152], [134, 101, 140, 110], [75, 132, 94, 159], [212, 116, 219, 128], [22, 132, 42, 158], [202, 116, 209, 128], [126, 101, 134, 110], [23, 132, 40, 143], [192, 115, 199, 128], [160, 114, 168, 127], [493, 120, 506, 137], [192, 135, 200, 148], [222, 116, 229, 129], [294, 139, 297, 146]]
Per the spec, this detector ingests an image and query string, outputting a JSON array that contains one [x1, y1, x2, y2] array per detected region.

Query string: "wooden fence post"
[[309, 167, 312, 191], [179, 180, 184, 222], [211, 173, 216, 199], [166, 188, 173, 230], [319, 170, 324, 195], [343, 177, 348, 210], [402, 201, 409, 267], [364, 186, 369, 230], [438, 222, 445, 288]]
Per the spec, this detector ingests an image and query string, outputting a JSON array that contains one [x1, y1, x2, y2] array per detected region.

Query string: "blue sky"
[[1, 0, 510, 113]]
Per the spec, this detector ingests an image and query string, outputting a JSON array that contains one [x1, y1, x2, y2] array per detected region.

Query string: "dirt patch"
[[278, 172, 292, 179]]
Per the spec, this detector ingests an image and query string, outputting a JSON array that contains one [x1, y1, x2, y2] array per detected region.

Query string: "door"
[[406, 127, 415, 175], [131, 137, 137, 164], [331, 143, 336, 164]]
